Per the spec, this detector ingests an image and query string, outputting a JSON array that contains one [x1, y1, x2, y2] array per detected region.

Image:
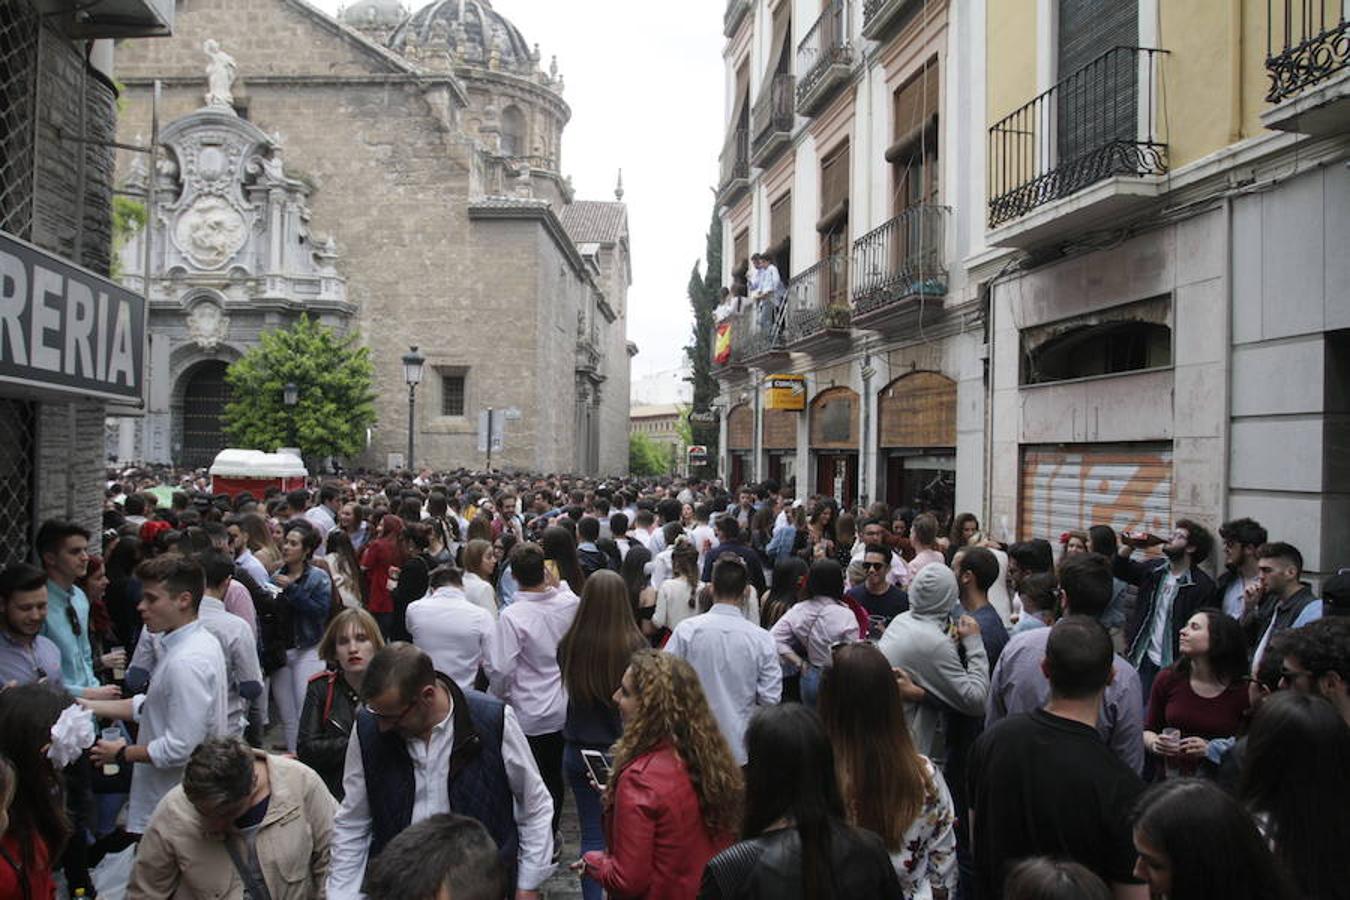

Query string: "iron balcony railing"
[[797, 0, 851, 104], [752, 73, 796, 155], [719, 127, 750, 198], [988, 46, 1167, 228], [1266, 0, 1349, 102], [784, 256, 850, 345], [851, 204, 949, 316]]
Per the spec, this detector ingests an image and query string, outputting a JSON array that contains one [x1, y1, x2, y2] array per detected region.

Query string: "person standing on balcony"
[[750, 253, 785, 340]]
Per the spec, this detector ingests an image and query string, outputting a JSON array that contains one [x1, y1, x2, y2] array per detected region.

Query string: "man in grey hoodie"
[[877, 564, 989, 764]]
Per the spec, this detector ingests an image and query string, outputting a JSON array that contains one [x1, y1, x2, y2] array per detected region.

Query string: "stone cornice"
[[467, 199, 586, 276]]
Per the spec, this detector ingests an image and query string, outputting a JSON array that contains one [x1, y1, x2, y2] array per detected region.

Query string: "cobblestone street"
[[541, 791, 584, 899]]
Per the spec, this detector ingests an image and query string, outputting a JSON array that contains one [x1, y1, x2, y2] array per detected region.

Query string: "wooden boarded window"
[[770, 193, 792, 250], [818, 143, 850, 304], [888, 57, 940, 211], [733, 228, 750, 293], [809, 386, 859, 449], [878, 371, 956, 448], [727, 403, 754, 450], [819, 142, 850, 224], [763, 407, 798, 450]]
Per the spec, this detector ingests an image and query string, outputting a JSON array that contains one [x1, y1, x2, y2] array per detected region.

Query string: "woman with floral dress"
[[819, 641, 957, 899]]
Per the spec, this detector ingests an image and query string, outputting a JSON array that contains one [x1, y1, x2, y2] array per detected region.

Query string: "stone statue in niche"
[[186, 302, 230, 350], [203, 40, 238, 111], [175, 196, 247, 268]]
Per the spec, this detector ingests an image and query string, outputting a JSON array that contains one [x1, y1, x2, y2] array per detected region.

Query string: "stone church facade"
[[113, 0, 633, 474]]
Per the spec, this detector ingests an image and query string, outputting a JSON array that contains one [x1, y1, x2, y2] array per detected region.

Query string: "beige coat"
[[128, 752, 337, 900]]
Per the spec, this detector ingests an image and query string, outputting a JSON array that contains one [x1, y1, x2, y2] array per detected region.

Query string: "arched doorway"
[[180, 360, 232, 469], [878, 371, 956, 520], [809, 386, 859, 508]]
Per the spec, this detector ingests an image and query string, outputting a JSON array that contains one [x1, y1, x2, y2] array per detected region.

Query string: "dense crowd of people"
[[0, 465, 1346, 899]]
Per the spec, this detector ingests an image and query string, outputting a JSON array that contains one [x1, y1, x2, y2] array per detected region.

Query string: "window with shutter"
[[733, 228, 750, 294], [818, 144, 849, 304], [768, 192, 792, 277], [1056, 0, 1137, 165], [889, 57, 941, 215]]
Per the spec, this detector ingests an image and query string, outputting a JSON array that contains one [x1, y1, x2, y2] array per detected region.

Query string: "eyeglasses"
[[362, 700, 416, 723], [862, 561, 886, 571]]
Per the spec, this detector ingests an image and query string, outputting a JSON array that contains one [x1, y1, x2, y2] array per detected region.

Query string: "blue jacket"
[[273, 564, 332, 649]]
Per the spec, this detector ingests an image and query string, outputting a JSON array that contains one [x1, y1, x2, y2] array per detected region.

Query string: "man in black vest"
[[326, 643, 554, 900]]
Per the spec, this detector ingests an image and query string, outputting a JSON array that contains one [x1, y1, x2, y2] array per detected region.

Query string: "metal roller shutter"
[[1019, 444, 1173, 542]]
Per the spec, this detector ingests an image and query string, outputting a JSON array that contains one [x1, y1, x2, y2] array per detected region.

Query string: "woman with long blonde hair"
[[578, 649, 742, 899], [818, 642, 957, 898], [239, 511, 281, 574]]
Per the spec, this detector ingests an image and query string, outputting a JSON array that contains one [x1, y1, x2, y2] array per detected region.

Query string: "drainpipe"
[[860, 348, 874, 509], [1229, 0, 1244, 143], [752, 370, 763, 483], [982, 280, 996, 538], [1219, 195, 1234, 525]]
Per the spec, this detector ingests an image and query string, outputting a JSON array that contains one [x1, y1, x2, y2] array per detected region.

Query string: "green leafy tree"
[[683, 205, 722, 478], [629, 432, 669, 477], [223, 315, 376, 462]]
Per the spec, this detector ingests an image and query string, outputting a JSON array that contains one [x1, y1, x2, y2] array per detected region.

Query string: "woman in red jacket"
[[359, 513, 404, 639], [579, 649, 742, 899]]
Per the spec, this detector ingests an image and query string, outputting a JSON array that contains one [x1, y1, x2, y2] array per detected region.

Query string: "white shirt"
[[406, 587, 495, 693], [649, 546, 675, 593], [652, 579, 700, 633], [665, 604, 781, 765], [236, 547, 271, 586], [128, 620, 228, 833], [851, 541, 912, 589], [689, 523, 717, 571], [327, 697, 554, 898], [462, 572, 500, 620], [486, 585, 580, 736], [197, 595, 263, 737], [305, 504, 338, 537], [1148, 571, 1180, 666]]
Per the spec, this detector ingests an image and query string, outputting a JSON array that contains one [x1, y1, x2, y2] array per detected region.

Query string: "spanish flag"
[[714, 322, 732, 365]]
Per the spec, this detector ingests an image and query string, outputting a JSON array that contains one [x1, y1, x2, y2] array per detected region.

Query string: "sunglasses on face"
[[863, 561, 886, 571]]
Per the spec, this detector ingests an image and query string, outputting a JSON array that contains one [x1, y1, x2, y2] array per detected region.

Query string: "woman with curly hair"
[[578, 649, 741, 898]]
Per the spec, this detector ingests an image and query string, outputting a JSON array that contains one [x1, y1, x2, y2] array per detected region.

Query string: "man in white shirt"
[[82, 555, 229, 834], [407, 568, 495, 693], [227, 515, 271, 587], [689, 503, 718, 573], [485, 542, 579, 844], [665, 555, 781, 765], [304, 483, 342, 537], [330, 644, 554, 900], [198, 550, 265, 737]]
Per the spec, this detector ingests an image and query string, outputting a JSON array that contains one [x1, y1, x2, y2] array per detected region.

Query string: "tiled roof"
[[560, 200, 628, 245]]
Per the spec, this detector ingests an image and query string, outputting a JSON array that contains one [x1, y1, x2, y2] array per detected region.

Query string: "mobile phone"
[[581, 749, 612, 788]]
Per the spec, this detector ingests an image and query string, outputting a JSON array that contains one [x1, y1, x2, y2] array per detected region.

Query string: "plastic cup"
[[101, 727, 123, 776], [1160, 727, 1181, 779]]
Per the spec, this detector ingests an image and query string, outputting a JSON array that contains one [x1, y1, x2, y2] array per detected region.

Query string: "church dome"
[[340, 0, 407, 29], [390, 0, 536, 73]]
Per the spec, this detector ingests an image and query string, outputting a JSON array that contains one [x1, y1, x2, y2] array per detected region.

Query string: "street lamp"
[[283, 382, 299, 453], [402, 345, 425, 470]]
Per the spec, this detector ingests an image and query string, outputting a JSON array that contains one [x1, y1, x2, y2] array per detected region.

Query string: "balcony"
[[851, 204, 948, 330], [576, 315, 603, 379], [718, 128, 750, 205], [712, 306, 789, 372], [724, 0, 750, 38], [987, 46, 1168, 249], [751, 74, 796, 167], [797, 0, 854, 116], [783, 257, 851, 352], [1261, 1, 1350, 136], [862, 0, 920, 41]]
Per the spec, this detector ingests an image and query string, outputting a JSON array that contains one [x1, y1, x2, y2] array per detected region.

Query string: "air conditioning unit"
[[32, 0, 174, 38]]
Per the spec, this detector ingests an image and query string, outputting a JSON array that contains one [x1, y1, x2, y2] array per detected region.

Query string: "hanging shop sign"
[[764, 373, 806, 411], [0, 231, 146, 402]]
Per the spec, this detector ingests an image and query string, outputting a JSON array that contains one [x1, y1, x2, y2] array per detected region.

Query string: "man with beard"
[[1216, 517, 1267, 620], [1114, 520, 1217, 700]]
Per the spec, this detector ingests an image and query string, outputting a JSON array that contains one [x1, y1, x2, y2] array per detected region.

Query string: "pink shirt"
[[486, 585, 580, 735], [908, 549, 947, 583], [223, 579, 257, 637]]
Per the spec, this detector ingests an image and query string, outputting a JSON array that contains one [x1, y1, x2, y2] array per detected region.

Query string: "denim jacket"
[[273, 564, 332, 650]]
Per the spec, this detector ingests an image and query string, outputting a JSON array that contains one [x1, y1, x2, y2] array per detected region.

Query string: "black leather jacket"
[[700, 821, 902, 899], [297, 670, 359, 799]]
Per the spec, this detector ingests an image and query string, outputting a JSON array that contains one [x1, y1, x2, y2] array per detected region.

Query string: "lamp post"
[[283, 381, 299, 453], [401, 345, 425, 470]]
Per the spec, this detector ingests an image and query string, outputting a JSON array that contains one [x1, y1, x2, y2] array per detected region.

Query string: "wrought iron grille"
[[797, 0, 851, 102], [988, 46, 1167, 228], [851, 204, 949, 316], [718, 128, 749, 196], [784, 256, 850, 345], [181, 361, 232, 469], [0, 399, 36, 567], [0, 0, 39, 240], [1266, 0, 1349, 102], [751, 74, 796, 153]]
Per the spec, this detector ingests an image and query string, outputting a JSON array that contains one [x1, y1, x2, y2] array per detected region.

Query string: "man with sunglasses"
[[36, 519, 120, 701], [0, 563, 63, 687], [846, 543, 909, 626], [329, 643, 554, 900]]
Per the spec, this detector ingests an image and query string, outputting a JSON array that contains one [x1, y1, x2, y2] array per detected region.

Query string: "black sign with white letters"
[[0, 231, 145, 402]]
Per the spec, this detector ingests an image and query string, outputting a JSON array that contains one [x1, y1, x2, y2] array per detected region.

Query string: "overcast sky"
[[309, 0, 725, 404]]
